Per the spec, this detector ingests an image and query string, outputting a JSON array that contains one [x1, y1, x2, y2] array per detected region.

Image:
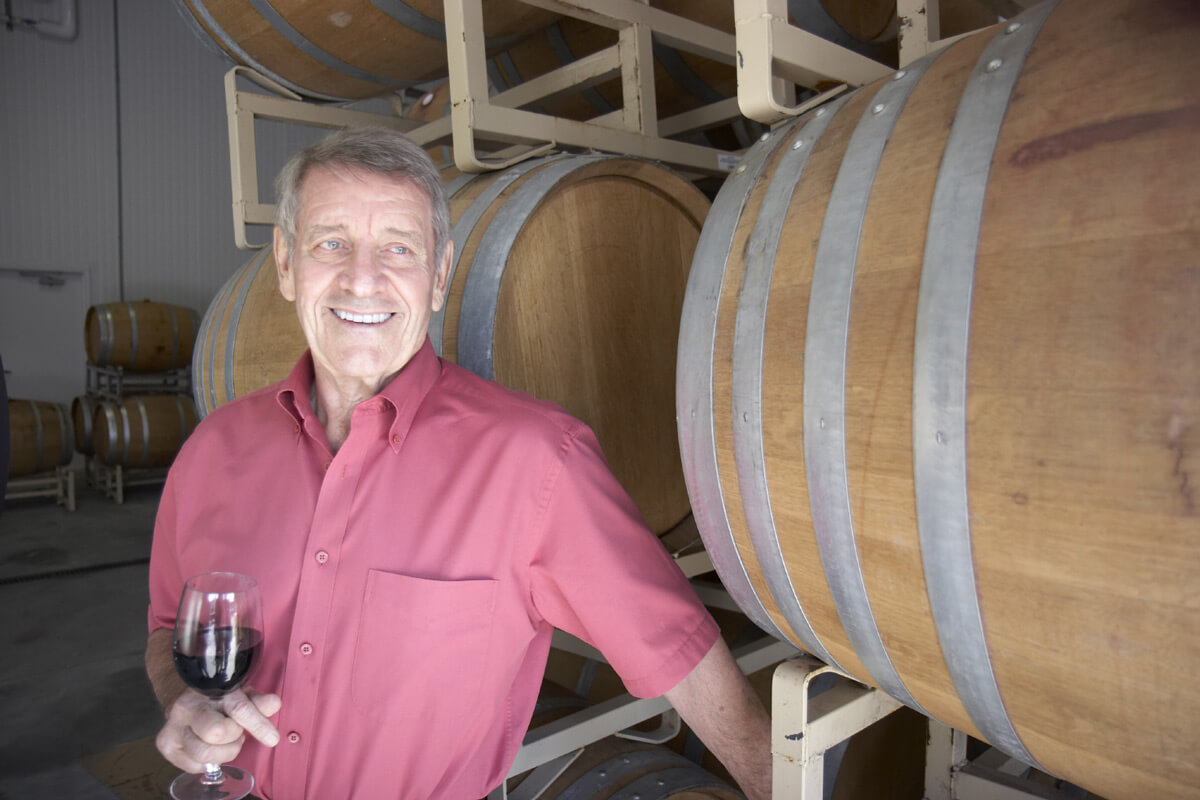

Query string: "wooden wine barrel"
[[169, 0, 558, 101], [92, 395, 198, 469], [676, 1, 1200, 798], [195, 156, 707, 535], [440, 155, 708, 534], [510, 736, 741, 800], [7, 399, 73, 478], [192, 247, 301, 419], [85, 301, 199, 374], [70, 395, 99, 457]]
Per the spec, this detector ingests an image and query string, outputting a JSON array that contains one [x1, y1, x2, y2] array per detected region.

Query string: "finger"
[[182, 725, 247, 770], [155, 722, 244, 774], [189, 700, 249, 746], [222, 690, 281, 747], [247, 689, 282, 719], [166, 691, 244, 746]]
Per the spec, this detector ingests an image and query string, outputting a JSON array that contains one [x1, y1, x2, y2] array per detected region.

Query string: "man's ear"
[[274, 227, 296, 302], [431, 238, 453, 313]]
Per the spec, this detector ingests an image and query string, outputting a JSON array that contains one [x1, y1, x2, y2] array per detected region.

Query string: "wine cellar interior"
[[1, 0, 1197, 798]]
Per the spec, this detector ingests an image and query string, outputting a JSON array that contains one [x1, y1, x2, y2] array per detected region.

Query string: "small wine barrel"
[[676, 1, 1200, 798], [511, 736, 740, 800], [194, 156, 707, 535], [71, 395, 99, 457], [92, 395, 198, 469], [169, 0, 558, 101], [7, 399, 73, 478], [85, 301, 199, 374]]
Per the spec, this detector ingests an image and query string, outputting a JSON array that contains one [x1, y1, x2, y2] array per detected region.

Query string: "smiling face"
[[274, 165, 452, 398]]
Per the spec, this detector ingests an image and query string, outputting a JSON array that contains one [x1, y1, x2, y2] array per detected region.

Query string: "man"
[[145, 127, 771, 800]]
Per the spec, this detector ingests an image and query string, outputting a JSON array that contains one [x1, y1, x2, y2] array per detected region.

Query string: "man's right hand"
[[146, 627, 281, 773], [155, 687, 281, 773]]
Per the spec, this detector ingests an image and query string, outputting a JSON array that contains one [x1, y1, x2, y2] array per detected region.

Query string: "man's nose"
[[340, 247, 384, 292]]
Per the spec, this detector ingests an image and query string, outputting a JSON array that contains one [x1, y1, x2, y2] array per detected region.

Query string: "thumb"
[[247, 688, 282, 718]]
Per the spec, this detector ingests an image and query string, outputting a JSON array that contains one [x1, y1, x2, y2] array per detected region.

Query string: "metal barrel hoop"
[[677, 124, 796, 645], [913, 0, 1060, 769], [802, 47, 946, 716], [733, 94, 853, 669]]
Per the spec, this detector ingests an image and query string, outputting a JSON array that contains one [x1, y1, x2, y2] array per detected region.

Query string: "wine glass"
[[170, 572, 264, 800]]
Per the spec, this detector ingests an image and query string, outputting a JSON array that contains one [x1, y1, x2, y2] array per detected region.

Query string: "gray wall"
[[0, 0, 324, 405]]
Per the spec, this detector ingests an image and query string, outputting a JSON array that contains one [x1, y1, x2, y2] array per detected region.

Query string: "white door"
[[0, 267, 89, 407]]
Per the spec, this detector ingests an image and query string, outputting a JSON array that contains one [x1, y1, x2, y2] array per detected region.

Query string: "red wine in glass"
[[170, 572, 264, 800]]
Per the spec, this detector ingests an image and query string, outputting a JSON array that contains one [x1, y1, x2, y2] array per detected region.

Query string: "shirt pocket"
[[350, 570, 498, 719]]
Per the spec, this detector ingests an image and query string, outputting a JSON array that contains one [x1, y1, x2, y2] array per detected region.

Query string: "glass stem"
[[200, 763, 225, 786]]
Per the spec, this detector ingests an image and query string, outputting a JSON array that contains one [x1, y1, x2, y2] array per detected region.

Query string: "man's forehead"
[[300, 164, 429, 204], [297, 168, 433, 229]]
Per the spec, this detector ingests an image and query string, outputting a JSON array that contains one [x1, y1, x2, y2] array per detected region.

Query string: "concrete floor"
[[0, 475, 166, 797]]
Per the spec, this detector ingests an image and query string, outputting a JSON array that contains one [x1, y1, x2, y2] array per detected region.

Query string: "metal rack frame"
[[220, 0, 967, 249], [85, 364, 191, 402], [3, 466, 76, 511], [772, 659, 1094, 800]]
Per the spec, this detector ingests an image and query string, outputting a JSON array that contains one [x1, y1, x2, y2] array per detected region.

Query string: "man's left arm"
[[664, 637, 772, 800]]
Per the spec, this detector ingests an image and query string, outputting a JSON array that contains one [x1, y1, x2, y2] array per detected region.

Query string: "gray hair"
[[274, 127, 451, 265]]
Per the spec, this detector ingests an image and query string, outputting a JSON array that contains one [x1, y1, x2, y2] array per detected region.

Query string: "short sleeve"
[[527, 423, 719, 698]]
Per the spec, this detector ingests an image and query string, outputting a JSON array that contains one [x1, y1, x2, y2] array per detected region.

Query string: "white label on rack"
[[717, 152, 742, 172]]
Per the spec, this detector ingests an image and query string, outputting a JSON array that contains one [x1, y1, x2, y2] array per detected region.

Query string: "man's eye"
[[318, 240, 341, 251], [389, 245, 409, 255]]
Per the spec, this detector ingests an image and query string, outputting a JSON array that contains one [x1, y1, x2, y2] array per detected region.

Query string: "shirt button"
[[293, 424, 300, 435], [322, 459, 331, 471], [315, 550, 329, 564], [287, 731, 301, 744], [391, 434, 402, 445], [299, 643, 313, 656]]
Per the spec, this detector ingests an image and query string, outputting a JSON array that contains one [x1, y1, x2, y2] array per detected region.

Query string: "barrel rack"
[[222, 0, 998, 248], [82, 365, 192, 503], [4, 466, 76, 511], [211, 2, 1055, 798], [85, 364, 191, 403]]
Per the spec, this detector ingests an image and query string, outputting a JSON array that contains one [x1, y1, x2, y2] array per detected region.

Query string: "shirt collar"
[[275, 337, 443, 452]]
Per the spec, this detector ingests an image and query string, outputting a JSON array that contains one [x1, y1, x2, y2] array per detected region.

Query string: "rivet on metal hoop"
[[986, 58, 1004, 73], [893, 69, 908, 81], [760, 132, 771, 142], [872, 103, 887, 115], [815, 108, 827, 117], [1006, 21, 1022, 34], [791, 139, 805, 150]]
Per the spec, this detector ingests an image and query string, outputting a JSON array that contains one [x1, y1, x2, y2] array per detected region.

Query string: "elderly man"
[[145, 127, 771, 800]]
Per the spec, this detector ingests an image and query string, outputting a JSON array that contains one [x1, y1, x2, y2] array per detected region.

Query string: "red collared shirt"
[[148, 339, 718, 800]]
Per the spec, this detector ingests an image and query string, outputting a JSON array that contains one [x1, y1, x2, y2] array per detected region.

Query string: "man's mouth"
[[332, 309, 394, 324]]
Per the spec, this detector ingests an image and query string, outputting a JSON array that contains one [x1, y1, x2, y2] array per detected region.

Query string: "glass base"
[[169, 765, 255, 800]]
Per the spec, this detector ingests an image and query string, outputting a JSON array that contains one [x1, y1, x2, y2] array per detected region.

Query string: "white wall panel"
[[116, 0, 248, 316], [0, 0, 342, 400], [0, 0, 119, 301]]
